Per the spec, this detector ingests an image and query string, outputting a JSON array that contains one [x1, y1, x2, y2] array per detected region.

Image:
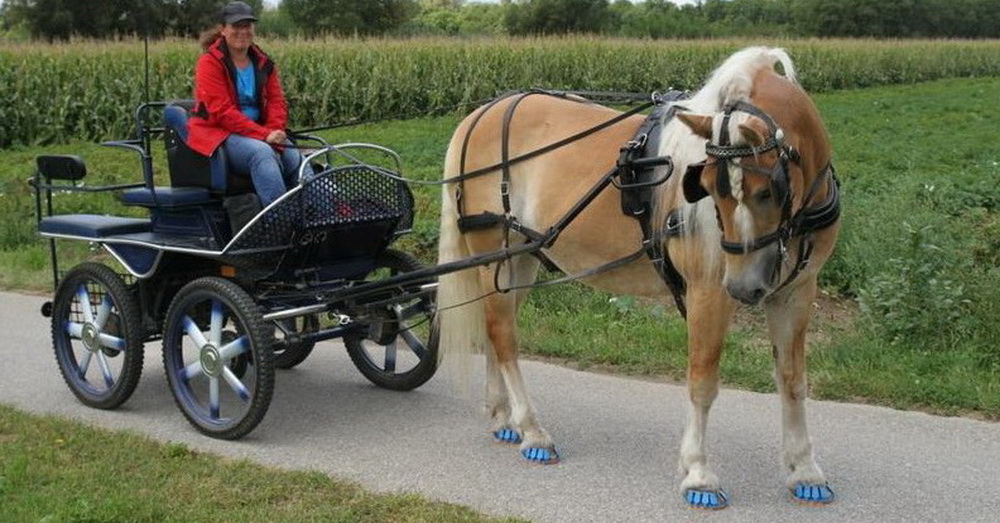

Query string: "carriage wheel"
[[162, 277, 274, 440], [273, 315, 318, 370], [51, 262, 144, 409], [345, 249, 438, 391]]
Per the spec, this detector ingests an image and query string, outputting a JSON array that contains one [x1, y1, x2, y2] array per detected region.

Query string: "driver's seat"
[[163, 100, 252, 196]]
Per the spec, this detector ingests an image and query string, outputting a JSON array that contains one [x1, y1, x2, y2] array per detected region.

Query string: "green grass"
[[3, 77, 1000, 421], [2, 75, 1000, 520], [0, 404, 518, 523]]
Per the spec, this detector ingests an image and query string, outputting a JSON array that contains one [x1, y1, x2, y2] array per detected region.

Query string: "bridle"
[[703, 101, 841, 293]]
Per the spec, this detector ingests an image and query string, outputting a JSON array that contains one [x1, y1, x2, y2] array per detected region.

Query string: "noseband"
[[704, 101, 841, 292]]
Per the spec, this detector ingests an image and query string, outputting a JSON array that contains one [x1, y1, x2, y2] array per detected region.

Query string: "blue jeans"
[[224, 134, 314, 206]]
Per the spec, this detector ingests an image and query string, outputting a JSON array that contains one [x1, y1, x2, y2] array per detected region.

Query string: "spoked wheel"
[[272, 315, 318, 370], [162, 277, 274, 440], [345, 249, 438, 391], [51, 262, 144, 409]]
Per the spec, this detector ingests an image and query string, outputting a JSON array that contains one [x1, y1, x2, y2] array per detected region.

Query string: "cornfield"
[[2, 37, 1000, 148]]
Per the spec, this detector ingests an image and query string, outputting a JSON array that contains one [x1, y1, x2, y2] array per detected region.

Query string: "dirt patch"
[[731, 289, 858, 349]]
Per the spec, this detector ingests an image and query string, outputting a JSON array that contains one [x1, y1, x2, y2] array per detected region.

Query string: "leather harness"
[[449, 91, 840, 316]]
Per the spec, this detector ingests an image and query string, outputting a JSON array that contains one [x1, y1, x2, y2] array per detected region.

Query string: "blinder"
[[682, 162, 708, 203]]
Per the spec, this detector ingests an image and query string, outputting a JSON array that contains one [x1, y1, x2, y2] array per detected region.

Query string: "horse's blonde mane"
[[688, 46, 797, 112]]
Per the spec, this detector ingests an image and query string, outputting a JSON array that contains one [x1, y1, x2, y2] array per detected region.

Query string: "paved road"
[[2, 290, 999, 522]]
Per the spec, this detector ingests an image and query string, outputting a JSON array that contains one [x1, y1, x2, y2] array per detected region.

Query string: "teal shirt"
[[236, 64, 260, 122]]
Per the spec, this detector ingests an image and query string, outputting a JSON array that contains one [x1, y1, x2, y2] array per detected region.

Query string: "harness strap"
[[614, 93, 691, 318], [458, 94, 513, 218], [500, 92, 540, 215], [644, 212, 688, 318], [448, 95, 655, 186], [453, 90, 693, 315], [496, 244, 649, 293], [715, 109, 734, 197], [719, 163, 837, 255]]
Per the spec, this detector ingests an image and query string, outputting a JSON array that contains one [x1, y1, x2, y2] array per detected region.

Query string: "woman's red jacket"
[[187, 37, 289, 157]]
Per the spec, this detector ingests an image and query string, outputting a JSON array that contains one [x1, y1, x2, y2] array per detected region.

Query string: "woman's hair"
[[199, 26, 223, 51]]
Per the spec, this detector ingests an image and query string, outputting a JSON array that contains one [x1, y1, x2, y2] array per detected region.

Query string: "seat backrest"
[[37, 155, 87, 182], [164, 101, 230, 193]]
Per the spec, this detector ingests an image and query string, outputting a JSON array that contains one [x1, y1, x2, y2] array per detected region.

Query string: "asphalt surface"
[[2, 290, 999, 522]]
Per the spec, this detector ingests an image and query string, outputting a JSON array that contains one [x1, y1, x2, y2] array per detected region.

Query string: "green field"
[[2, 39, 999, 518], [3, 37, 1000, 147], [4, 75, 999, 416]]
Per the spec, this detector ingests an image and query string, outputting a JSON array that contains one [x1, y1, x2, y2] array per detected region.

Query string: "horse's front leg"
[[679, 286, 736, 509], [765, 278, 834, 505]]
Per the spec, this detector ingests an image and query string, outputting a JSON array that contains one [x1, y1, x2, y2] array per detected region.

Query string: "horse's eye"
[[757, 188, 773, 201]]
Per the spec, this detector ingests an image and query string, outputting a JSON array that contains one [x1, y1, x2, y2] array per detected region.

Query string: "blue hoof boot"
[[685, 489, 729, 510], [493, 428, 522, 444], [521, 447, 559, 465], [792, 483, 835, 505]]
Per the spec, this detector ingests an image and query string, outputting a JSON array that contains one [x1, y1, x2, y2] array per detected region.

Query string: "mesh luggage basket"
[[220, 165, 414, 275]]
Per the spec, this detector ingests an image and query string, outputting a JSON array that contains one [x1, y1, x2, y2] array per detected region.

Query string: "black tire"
[[272, 315, 318, 370], [344, 249, 438, 391], [51, 262, 144, 409], [162, 277, 274, 440]]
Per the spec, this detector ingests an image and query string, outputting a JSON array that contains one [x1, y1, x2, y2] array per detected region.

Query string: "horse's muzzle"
[[724, 247, 781, 305], [726, 281, 767, 305]]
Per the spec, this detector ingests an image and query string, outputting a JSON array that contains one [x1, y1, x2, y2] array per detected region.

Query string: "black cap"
[[220, 1, 257, 25]]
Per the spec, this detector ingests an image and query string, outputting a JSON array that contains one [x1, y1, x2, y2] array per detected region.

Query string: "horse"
[[435, 46, 841, 509]]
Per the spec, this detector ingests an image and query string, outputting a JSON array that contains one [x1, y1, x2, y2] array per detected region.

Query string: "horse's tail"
[[435, 149, 489, 379]]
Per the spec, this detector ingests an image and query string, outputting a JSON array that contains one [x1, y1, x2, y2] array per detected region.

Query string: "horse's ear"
[[677, 112, 713, 140], [738, 123, 766, 147], [683, 162, 709, 203]]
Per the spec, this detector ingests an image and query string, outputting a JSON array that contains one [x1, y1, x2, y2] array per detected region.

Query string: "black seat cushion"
[[120, 186, 215, 207], [38, 214, 151, 238]]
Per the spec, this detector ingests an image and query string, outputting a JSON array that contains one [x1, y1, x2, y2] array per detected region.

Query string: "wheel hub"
[[81, 323, 100, 352], [200, 344, 223, 377], [366, 307, 400, 345]]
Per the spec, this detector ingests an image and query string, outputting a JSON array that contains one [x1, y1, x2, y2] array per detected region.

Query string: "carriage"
[[33, 100, 440, 440]]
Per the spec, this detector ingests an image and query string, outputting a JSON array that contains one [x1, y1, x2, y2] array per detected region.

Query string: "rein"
[[704, 101, 841, 293]]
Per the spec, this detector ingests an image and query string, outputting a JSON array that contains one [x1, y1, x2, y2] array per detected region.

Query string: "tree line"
[[3, 0, 999, 41]]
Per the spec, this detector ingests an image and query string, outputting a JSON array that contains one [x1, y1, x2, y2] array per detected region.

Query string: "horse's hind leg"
[[480, 257, 557, 463], [679, 286, 736, 509], [765, 278, 833, 504]]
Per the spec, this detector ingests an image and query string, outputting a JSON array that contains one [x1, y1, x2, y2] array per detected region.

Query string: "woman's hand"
[[265, 129, 287, 144]]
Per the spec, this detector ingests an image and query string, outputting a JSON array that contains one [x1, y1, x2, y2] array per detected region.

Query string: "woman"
[[188, 1, 311, 207]]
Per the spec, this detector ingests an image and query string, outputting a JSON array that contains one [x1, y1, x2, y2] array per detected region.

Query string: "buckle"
[[626, 133, 648, 150], [500, 180, 510, 196]]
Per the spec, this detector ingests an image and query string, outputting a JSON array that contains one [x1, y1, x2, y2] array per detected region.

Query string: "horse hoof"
[[685, 489, 729, 510], [492, 428, 522, 445], [521, 447, 559, 465], [791, 483, 835, 505]]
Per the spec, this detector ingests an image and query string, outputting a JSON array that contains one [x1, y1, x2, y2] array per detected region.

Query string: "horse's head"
[[677, 102, 829, 305]]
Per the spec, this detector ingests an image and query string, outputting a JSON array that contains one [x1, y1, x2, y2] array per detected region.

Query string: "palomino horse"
[[436, 47, 840, 509]]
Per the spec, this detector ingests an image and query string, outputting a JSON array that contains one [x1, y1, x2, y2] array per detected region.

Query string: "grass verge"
[[0, 404, 520, 522]]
